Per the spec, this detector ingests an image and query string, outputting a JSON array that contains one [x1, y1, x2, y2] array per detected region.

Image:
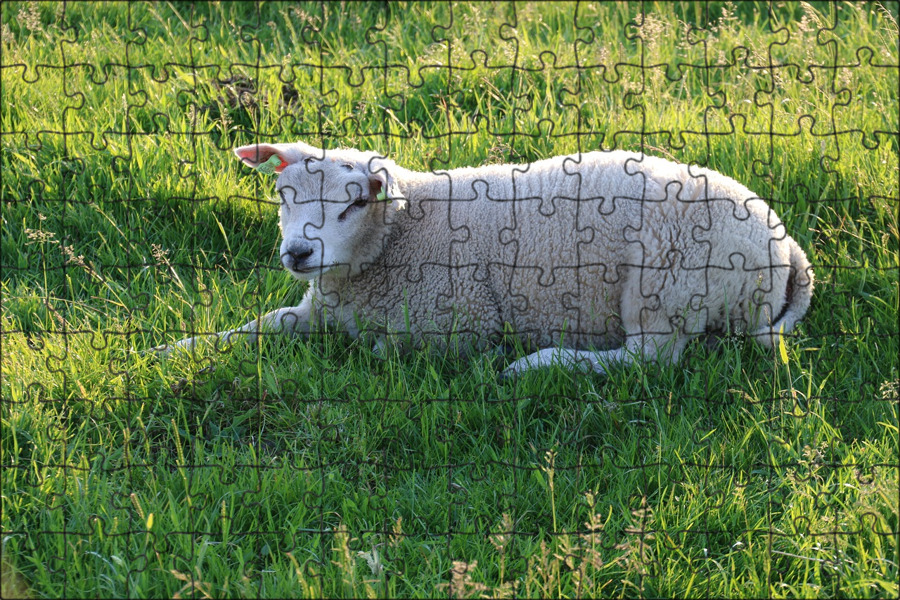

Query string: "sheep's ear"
[[234, 142, 321, 174], [234, 144, 290, 173], [366, 158, 407, 211]]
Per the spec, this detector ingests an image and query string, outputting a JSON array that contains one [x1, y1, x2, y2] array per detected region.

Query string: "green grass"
[[1, 1, 898, 597]]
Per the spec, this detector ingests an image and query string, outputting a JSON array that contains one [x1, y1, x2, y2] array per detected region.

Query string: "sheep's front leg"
[[154, 295, 320, 355]]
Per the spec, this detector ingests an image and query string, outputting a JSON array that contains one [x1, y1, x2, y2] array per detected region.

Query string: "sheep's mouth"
[[289, 265, 329, 279]]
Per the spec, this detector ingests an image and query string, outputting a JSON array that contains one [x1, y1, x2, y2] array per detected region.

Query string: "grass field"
[[1, 1, 898, 597]]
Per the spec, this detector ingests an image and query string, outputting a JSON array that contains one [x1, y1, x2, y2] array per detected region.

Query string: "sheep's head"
[[234, 142, 405, 280]]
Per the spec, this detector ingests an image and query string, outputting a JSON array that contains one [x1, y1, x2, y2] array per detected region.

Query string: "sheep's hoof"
[[143, 343, 172, 358], [149, 337, 196, 357], [500, 355, 544, 379], [149, 345, 177, 359], [498, 366, 518, 382]]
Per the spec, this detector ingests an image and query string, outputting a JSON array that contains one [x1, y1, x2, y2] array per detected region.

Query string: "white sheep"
[[159, 141, 814, 376]]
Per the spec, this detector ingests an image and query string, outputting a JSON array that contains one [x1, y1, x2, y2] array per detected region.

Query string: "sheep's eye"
[[337, 197, 368, 222], [341, 163, 354, 171]]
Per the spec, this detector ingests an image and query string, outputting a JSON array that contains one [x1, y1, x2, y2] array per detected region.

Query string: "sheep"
[[158, 141, 814, 376]]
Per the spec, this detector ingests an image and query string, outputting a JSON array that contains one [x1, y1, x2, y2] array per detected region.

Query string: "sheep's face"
[[275, 155, 395, 281], [234, 143, 405, 281]]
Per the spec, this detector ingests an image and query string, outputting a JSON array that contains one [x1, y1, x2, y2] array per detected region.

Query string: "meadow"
[[1, 1, 898, 597]]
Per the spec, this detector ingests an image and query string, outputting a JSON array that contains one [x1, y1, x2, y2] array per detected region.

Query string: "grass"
[[1, 0, 898, 597]]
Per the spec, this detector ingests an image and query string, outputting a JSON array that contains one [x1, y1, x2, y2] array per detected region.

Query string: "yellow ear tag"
[[376, 190, 387, 201], [257, 154, 282, 175]]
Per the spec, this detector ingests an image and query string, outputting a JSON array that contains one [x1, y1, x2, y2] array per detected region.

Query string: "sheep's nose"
[[290, 247, 314, 263], [283, 243, 315, 271]]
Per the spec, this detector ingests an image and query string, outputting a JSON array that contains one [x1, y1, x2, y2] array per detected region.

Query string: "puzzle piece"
[[2, 2, 897, 597]]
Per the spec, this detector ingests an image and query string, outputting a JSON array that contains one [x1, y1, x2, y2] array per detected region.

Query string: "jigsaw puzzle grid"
[[1, 1, 898, 597]]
